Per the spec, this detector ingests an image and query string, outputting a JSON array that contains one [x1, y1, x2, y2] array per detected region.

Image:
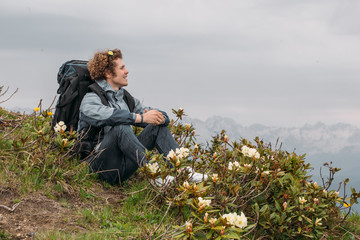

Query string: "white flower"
[[209, 217, 217, 226], [243, 164, 252, 168], [54, 122, 66, 133], [228, 161, 241, 171], [315, 218, 322, 226], [183, 181, 190, 189], [241, 146, 260, 159], [198, 197, 211, 209], [166, 150, 176, 160], [263, 170, 270, 175], [146, 162, 159, 174], [54, 125, 61, 133], [299, 197, 307, 204], [222, 212, 247, 229]]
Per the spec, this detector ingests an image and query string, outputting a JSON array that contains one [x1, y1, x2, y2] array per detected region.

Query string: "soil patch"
[[0, 186, 125, 239]]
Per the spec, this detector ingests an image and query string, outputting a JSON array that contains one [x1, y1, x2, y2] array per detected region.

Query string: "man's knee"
[[110, 125, 135, 138]]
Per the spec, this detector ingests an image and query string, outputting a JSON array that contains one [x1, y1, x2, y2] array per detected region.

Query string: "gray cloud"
[[1, 0, 359, 128]]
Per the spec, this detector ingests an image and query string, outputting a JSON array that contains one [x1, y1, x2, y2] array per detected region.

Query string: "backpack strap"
[[88, 83, 110, 107], [89, 83, 135, 112], [123, 89, 135, 112]]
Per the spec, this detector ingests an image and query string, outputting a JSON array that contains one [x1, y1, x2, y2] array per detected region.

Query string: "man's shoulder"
[[80, 92, 103, 108]]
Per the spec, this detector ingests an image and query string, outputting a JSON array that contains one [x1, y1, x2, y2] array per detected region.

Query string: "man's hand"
[[143, 109, 165, 125]]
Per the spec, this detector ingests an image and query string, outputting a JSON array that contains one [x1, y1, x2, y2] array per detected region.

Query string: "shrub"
[[140, 108, 360, 239]]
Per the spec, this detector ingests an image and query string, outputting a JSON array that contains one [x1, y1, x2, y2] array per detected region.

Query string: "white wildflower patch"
[[241, 145, 260, 159], [222, 212, 248, 229]]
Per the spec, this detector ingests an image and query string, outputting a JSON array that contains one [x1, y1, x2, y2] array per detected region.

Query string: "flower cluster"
[[198, 197, 211, 209], [228, 161, 241, 171], [241, 145, 260, 159], [222, 212, 248, 229], [146, 162, 159, 174], [299, 196, 307, 204], [167, 147, 190, 160], [54, 121, 67, 133]]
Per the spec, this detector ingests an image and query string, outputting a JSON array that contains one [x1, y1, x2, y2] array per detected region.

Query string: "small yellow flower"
[[344, 202, 351, 208], [47, 111, 53, 116], [34, 107, 40, 112], [108, 50, 114, 56]]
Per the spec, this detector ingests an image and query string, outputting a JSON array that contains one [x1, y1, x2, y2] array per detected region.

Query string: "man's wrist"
[[140, 113, 143, 123]]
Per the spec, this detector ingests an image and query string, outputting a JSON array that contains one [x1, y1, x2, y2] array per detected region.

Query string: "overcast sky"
[[1, 0, 360, 127]]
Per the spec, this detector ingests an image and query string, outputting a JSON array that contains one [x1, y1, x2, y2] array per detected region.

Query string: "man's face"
[[106, 58, 129, 90]]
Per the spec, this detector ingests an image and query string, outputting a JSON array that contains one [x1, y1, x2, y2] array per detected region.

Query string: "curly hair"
[[88, 49, 123, 80]]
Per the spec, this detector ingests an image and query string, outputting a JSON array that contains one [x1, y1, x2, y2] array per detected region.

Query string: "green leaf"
[[260, 204, 269, 213], [222, 231, 240, 239]]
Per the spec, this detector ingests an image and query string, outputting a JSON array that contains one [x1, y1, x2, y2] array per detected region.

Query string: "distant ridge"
[[183, 116, 360, 155]]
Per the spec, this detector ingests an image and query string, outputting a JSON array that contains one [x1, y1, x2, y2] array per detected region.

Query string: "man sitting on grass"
[[78, 49, 205, 185]]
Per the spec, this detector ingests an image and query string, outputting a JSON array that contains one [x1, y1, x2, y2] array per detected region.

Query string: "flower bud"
[[220, 226, 226, 235], [185, 221, 192, 233], [183, 181, 190, 190], [313, 198, 319, 204], [185, 124, 191, 131], [204, 213, 209, 223], [209, 217, 217, 227], [224, 134, 228, 143], [211, 174, 219, 183], [283, 202, 287, 211]]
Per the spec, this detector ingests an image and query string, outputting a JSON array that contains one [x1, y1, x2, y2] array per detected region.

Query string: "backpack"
[[53, 60, 135, 158]]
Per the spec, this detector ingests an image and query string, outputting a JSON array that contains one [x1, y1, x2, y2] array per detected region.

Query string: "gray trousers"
[[88, 124, 179, 184]]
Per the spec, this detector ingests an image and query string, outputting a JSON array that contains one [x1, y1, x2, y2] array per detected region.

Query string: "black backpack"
[[53, 60, 135, 131]]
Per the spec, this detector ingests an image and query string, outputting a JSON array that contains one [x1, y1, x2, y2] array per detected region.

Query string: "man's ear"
[[104, 69, 112, 79]]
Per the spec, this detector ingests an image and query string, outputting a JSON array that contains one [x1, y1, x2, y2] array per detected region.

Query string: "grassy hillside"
[[0, 101, 359, 239]]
